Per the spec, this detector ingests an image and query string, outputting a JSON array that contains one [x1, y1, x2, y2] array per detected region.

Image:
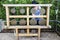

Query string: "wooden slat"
[[3, 4, 52, 7], [4, 25, 51, 29], [29, 15, 47, 18], [27, 7, 29, 34], [16, 28, 18, 36], [9, 15, 27, 18], [47, 7, 50, 27], [38, 28, 41, 40], [27, 7, 29, 26], [18, 34, 38, 36], [9, 15, 47, 18], [16, 28, 19, 40], [5, 6, 9, 27]]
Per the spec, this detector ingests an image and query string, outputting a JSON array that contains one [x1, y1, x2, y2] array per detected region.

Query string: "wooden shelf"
[[4, 25, 51, 29]]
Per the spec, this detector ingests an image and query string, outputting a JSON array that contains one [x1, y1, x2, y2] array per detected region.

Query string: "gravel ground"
[[0, 32, 60, 40]]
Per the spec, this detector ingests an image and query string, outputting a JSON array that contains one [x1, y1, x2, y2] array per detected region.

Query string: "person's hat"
[[32, 0, 39, 4]]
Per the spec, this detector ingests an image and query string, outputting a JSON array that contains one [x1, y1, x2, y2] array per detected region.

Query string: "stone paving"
[[0, 32, 60, 40]]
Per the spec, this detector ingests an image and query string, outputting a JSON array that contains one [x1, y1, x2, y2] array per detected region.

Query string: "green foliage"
[[0, 0, 51, 20]]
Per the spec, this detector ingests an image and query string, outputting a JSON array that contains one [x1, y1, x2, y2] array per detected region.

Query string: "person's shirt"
[[32, 8, 41, 21], [34, 8, 41, 20], [34, 9, 41, 15]]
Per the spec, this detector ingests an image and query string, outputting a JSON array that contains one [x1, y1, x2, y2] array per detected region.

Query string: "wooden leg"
[[38, 28, 40, 40], [27, 28, 29, 34], [16, 28, 19, 40], [16, 35, 19, 40]]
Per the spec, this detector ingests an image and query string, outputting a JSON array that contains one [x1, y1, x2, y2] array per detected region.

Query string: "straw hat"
[[30, 19, 37, 25], [10, 19, 17, 25], [19, 19, 26, 25], [39, 18, 46, 25]]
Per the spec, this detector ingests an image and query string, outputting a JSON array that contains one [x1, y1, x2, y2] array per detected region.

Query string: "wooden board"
[[3, 4, 52, 7], [4, 25, 51, 29]]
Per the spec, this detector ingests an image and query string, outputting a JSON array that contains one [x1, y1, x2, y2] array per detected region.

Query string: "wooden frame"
[[5, 6, 10, 28], [3, 4, 52, 40]]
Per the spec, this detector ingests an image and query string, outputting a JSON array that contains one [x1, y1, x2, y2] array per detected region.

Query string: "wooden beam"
[[27, 7, 29, 26], [29, 15, 47, 18], [3, 4, 52, 7], [5, 6, 10, 27], [27, 7, 29, 34], [4, 25, 51, 29], [38, 28, 41, 40], [9, 15, 47, 18], [47, 7, 50, 27], [9, 15, 27, 18], [18, 34, 38, 36], [16, 28, 19, 40]]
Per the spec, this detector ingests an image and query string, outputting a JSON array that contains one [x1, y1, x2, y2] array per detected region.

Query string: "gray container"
[[0, 19, 5, 32]]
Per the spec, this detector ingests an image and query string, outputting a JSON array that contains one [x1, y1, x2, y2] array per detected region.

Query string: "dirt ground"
[[0, 32, 60, 40]]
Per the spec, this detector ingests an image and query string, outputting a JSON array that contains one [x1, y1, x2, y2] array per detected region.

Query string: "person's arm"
[[32, 13, 35, 19]]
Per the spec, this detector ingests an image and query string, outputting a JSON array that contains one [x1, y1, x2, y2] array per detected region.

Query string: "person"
[[32, 0, 39, 4], [32, 0, 41, 25]]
